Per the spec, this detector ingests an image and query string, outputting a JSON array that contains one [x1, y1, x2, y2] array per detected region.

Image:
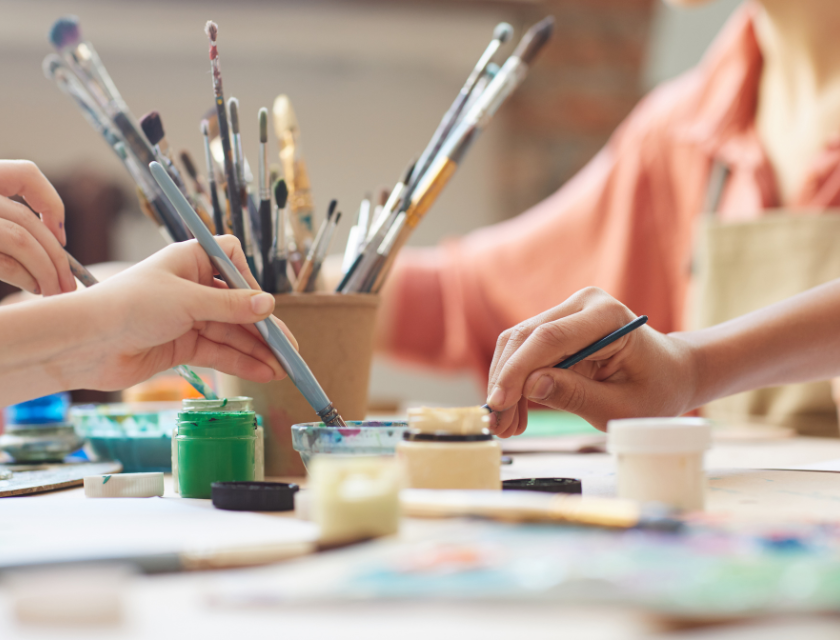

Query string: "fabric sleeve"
[[382, 96, 683, 385]]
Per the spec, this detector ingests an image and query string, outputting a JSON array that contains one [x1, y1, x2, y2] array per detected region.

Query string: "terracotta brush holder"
[[218, 293, 379, 477]]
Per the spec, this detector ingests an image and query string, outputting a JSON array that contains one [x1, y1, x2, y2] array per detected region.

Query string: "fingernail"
[[250, 292, 274, 315], [487, 386, 505, 409], [526, 375, 554, 401]]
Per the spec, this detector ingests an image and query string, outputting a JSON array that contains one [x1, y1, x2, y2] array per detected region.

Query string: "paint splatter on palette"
[[213, 518, 840, 618]]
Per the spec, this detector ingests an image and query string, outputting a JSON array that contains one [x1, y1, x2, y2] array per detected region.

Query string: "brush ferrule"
[[318, 404, 346, 427]]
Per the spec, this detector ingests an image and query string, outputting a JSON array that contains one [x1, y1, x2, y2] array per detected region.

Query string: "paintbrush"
[[366, 18, 555, 293], [400, 22, 513, 209], [258, 108, 275, 293], [205, 22, 245, 247], [151, 161, 346, 427], [64, 247, 217, 399], [272, 180, 293, 293], [341, 194, 371, 274], [140, 112, 215, 233], [273, 95, 315, 255], [48, 17, 190, 243], [481, 315, 649, 413], [458, 62, 501, 127], [401, 489, 680, 532], [179, 151, 208, 198], [307, 211, 342, 289], [200, 120, 226, 235], [295, 200, 336, 293], [43, 55, 185, 243], [337, 160, 415, 293], [139, 111, 188, 192], [228, 97, 259, 280]]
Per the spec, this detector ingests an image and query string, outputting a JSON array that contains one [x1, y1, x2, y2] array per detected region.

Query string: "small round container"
[[607, 417, 711, 511], [291, 421, 408, 469], [176, 411, 256, 499], [397, 430, 501, 490], [0, 422, 83, 462]]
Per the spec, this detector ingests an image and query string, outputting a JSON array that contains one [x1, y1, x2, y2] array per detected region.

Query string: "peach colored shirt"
[[384, 5, 840, 384]]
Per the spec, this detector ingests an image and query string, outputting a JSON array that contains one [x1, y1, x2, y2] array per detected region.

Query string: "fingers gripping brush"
[[150, 161, 347, 427]]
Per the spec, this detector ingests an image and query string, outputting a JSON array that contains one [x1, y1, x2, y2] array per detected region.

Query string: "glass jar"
[[396, 406, 501, 490], [176, 410, 256, 499]]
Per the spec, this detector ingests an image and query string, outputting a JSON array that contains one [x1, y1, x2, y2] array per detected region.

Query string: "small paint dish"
[[291, 421, 408, 469], [70, 403, 179, 473]]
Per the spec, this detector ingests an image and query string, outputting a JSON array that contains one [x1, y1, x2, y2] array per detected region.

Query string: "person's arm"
[[0, 236, 294, 407], [0, 160, 75, 295], [485, 282, 840, 435]]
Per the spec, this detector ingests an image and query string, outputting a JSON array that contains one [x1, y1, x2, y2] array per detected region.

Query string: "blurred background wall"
[[0, 0, 741, 407]]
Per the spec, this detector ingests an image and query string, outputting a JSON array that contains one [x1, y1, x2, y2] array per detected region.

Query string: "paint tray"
[[70, 403, 178, 473]]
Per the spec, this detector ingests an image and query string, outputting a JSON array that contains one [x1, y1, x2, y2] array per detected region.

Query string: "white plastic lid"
[[84, 472, 164, 498], [607, 418, 711, 455]]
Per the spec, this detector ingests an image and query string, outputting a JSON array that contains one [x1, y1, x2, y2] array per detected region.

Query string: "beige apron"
[[692, 163, 840, 437]]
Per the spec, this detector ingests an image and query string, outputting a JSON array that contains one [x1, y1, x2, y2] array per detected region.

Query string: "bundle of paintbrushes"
[[45, 15, 552, 297], [337, 18, 554, 294], [44, 17, 191, 243]]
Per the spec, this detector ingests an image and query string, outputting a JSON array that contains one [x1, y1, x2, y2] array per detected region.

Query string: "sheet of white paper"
[[0, 496, 318, 567]]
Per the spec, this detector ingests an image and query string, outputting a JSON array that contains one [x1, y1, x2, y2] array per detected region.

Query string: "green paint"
[[102, 475, 111, 484], [221, 398, 228, 408], [176, 411, 256, 499]]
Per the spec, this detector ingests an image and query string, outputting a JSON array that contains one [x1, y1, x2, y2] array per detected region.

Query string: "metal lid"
[[502, 478, 582, 494], [211, 481, 299, 511], [84, 472, 164, 498], [403, 428, 493, 442]]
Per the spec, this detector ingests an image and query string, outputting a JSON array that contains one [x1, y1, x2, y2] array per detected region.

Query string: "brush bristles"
[[180, 152, 198, 180], [512, 16, 554, 66], [49, 16, 81, 50], [334, 212, 342, 224], [494, 22, 514, 44], [274, 180, 289, 209], [205, 21, 218, 42], [200, 119, 210, 137], [259, 108, 268, 144], [327, 199, 337, 219], [140, 111, 165, 146], [229, 98, 240, 134]]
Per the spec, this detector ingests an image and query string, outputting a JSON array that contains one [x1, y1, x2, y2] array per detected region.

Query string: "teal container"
[[176, 411, 256, 499]]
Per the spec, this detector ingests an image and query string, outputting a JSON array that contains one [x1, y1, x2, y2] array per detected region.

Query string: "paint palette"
[[291, 420, 408, 468]]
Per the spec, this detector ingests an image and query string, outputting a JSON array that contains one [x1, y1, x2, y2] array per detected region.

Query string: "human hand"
[[73, 236, 295, 391], [485, 287, 698, 435], [0, 160, 75, 295]]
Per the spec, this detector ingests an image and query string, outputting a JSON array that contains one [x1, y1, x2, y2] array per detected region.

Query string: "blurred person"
[[376, 0, 840, 436]]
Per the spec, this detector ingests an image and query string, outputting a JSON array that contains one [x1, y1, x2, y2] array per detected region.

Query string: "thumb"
[[188, 286, 276, 325], [522, 368, 627, 431]]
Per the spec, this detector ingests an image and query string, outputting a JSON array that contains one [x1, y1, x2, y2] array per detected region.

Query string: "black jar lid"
[[403, 428, 494, 442], [211, 481, 299, 511], [502, 478, 582, 494]]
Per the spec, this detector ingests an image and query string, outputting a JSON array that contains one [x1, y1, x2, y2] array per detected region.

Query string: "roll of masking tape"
[[84, 472, 164, 498]]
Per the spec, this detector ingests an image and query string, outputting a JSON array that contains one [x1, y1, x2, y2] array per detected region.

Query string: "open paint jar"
[[291, 421, 408, 469], [607, 417, 711, 511], [397, 407, 501, 490], [176, 409, 257, 499]]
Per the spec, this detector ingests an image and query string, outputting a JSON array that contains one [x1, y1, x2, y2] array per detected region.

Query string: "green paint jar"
[[176, 411, 256, 499]]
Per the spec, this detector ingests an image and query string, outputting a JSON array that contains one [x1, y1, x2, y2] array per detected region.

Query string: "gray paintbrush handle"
[[150, 161, 333, 417]]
